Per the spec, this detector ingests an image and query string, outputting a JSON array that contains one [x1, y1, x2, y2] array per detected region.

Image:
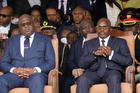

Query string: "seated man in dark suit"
[[68, 19, 96, 73], [76, 18, 133, 93], [0, 14, 55, 93]]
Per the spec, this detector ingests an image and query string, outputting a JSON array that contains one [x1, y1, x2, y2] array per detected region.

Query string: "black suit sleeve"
[[67, 44, 79, 71], [111, 39, 133, 66], [78, 42, 97, 69]]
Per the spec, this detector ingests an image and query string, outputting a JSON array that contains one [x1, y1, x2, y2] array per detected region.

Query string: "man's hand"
[[94, 49, 106, 57], [24, 68, 36, 75], [13, 68, 36, 78], [13, 68, 24, 76], [93, 46, 112, 57]]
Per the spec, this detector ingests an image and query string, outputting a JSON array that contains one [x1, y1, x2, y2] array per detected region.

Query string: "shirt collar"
[[99, 35, 110, 46], [99, 35, 110, 41], [135, 34, 137, 39], [0, 23, 11, 28], [21, 32, 35, 40]]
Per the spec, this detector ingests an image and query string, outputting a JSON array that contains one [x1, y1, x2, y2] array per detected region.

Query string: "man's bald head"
[[0, 6, 13, 26], [18, 14, 33, 25], [1, 6, 13, 16], [96, 18, 111, 39], [18, 14, 34, 36], [97, 18, 111, 27]]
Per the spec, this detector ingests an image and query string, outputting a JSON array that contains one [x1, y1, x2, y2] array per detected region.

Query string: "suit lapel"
[[16, 35, 23, 58], [94, 37, 100, 49], [107, 36, 114, 48], [28, 32, 39, 56]]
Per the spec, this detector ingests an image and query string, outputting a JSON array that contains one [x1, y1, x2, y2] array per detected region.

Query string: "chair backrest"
[[110, 30, 135, 63], [51, 38, 59, 69], [50, 38, 59, 93], [111, 30, 135, 86], [87, 30, 135, 64]]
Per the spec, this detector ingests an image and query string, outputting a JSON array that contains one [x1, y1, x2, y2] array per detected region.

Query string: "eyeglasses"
[[96, 26, 109, 30], [20, 22, 32, 27], [0, 14, 10, 18]]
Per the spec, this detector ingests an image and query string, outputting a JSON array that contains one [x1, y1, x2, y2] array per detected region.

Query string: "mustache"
[[99, 31, 106, 34]]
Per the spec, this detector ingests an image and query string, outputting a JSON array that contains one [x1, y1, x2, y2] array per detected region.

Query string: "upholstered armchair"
[[136, 82, 140, 93], [8, 38, 59, 93], [71, 30, 135, 93], [136, 66, 140, 93]]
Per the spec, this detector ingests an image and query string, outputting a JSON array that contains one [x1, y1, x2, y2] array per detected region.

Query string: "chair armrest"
[[48, 69, 58, 93], [72, 68, 85, 78], [125, 65, 135, 84], [137, 66, 140, 73], [48, 69, 58, 85]]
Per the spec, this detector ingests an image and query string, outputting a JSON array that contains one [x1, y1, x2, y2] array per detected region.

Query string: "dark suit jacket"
[[0, 32, 55, 74], [135, 34, 140, 73], [67, 37, 84, 71], [48, 0, 77, 15], [8, 23, 17, 37], [78, 36, 132, 74], [76, 0, 121, 25], [59, 42, 70, 75], [7, 0, 50, 14]]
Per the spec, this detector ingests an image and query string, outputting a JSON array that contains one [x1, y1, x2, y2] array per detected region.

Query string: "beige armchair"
[[71, 30, 135, 93], [8, 38, 59, 93], [136, 82, 140, 93], [135, 66, 140, 93]]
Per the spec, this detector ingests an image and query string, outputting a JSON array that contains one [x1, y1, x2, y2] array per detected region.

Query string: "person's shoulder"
[[9, 34, 20, 40], [111, 36, 125, 41], [6, 34, 20, 44], [85, 37, 98, 44], [111, 36, 127, 44], [35, 32, 51, 42], [35, 32, 49, 39]]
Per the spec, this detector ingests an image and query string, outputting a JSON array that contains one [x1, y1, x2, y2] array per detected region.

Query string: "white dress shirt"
[[0, 23, 11, 34], [20, 33, 34, 57], [89, 0, 96, 5], [10, 33, 41, 73], [105, 2, 120, 26], [58, 0, 68, 14], [99, 36, 114, 60], [82, 37, 86, 48], [28, 0, 41, 7], [2, 0, 7, 7]]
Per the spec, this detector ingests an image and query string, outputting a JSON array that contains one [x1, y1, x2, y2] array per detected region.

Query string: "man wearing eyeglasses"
[[0, 14, 55, 93], [76, 18, 132, 93], [0, 6, 17, 39]]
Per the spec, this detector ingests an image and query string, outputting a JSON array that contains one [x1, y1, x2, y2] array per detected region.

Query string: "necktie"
[[24, 36, 30, 61], [101, 39, 107, 68], [101, 39, 105, 46], [97, 39, 107, 77], [61, 0, 64, 13]]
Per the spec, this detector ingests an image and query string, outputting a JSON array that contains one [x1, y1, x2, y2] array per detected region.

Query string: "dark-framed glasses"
[[96, 26, 109, 30], [0, 14, 11, 18]]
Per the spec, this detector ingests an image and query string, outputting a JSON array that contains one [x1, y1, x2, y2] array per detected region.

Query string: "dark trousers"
[[76, 69, 122, 93], [59, 74, 74, 93], [0, 73, 47, 93]]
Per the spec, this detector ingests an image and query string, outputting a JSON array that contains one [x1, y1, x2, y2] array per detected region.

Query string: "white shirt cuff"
[[10, 67, 16, 73], [109, 50, 114, 60], [34, 67, 41, 73]]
